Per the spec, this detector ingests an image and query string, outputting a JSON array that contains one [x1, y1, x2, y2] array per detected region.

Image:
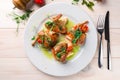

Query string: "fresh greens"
[[72, 0, 80, 4], [82, 0, 94, 10], [56, 53, 61, 58], [60, 47, 66, 52], [9, 10, 33, 33], [31, 36, 35, 40], [56, 47, 66, 58], [72, 29, 82, 44], [45, 21, 55, 31], [45, 21, 54, 26], [41, 36, 45, 43], [72, 0, 94, 10]]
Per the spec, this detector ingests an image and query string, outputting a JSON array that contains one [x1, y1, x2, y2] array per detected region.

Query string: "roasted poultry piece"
[[32, 30, 59, 49], [45, 14, 68, 34], [52, 42, 68, 62], [52, 39, 73, 62], [66, 21, 89, 45]]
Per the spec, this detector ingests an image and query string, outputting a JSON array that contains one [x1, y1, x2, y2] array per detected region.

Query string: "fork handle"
[[98, 36, 103, 68]]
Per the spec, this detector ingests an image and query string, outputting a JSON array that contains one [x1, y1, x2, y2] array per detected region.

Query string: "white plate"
[[24, 3, 97, 77]]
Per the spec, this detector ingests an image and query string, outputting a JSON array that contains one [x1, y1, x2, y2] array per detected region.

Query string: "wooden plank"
[[0, 58, 119, 80], [0, 29, 120, 58], [0, 29, 26, 58]]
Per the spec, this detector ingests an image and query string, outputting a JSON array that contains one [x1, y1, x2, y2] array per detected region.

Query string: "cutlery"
[[97, 16, 104, 68], [104, 11, 111, 70]]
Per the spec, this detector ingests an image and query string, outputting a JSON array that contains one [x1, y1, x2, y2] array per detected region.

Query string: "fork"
[[97, 16, 104, 68]]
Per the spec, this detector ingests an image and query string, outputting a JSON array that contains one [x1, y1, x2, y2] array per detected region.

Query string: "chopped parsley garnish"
[[31, 36, 35, 40], [45, 21, 54, 26], [56, 53, 61, 58], [56, 47, 66, 58], [72, 29, 82, 44], [60, 47, 66, 52], [41, 36, 45, 43], [45, 21, 55, 31]]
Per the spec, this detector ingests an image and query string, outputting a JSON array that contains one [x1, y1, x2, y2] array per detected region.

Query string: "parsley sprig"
[[9, 10, 33, 33], [82, 0, 94, 10], [56, 47, 66, 58], [31, 36, 35, 40], [72, 0, 95, 10], [72, 0, 80, 4], [72, 29, 82, 44], [45, 21, 55, 31]]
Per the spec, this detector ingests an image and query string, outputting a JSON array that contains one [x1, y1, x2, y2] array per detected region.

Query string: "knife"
[[104, 11, 111, 70]]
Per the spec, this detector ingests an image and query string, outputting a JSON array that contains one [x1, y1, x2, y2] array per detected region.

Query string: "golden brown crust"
[[12, 0, 26, 10], [52, 14, 62, 22], [77, 33, 86, 45]]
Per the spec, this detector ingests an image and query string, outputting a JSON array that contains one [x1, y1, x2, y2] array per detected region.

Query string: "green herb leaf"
[[31, 36, 35, 40], [45, 21, 55, 31], [72, 29, 82, 44], [73, 0, 79, 2], [56, 47, 66, 58], [41, 36, 45, 43], [45, 21, 54, 26], [72, 0, 79, 4], [56, 53, 61, 58], [89, 1, 94, 6], [60, 47, 66, 52], [20, 14, 27, 20], [82, 0, 94, 10]]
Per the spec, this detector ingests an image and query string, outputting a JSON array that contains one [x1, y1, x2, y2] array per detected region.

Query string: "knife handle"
[[107, 41, 111, 70]]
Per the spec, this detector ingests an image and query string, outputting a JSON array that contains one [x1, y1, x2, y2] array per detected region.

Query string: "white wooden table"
[[0, 0, 120, 80]]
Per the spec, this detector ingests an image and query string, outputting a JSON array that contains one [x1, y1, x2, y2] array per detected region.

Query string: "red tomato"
[[67, 46, 73, 52], [72, 25, 78, 30], [37, 38, 42, 44], [80, 25, 88, 33], [34, 0, 45, 6]]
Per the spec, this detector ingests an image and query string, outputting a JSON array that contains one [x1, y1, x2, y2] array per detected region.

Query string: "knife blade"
[[104, 11, 111, 70], [105, 11, 110, 42]]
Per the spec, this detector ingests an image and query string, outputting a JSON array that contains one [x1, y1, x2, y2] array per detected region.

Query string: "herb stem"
[[9, 10, 33, 34]]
